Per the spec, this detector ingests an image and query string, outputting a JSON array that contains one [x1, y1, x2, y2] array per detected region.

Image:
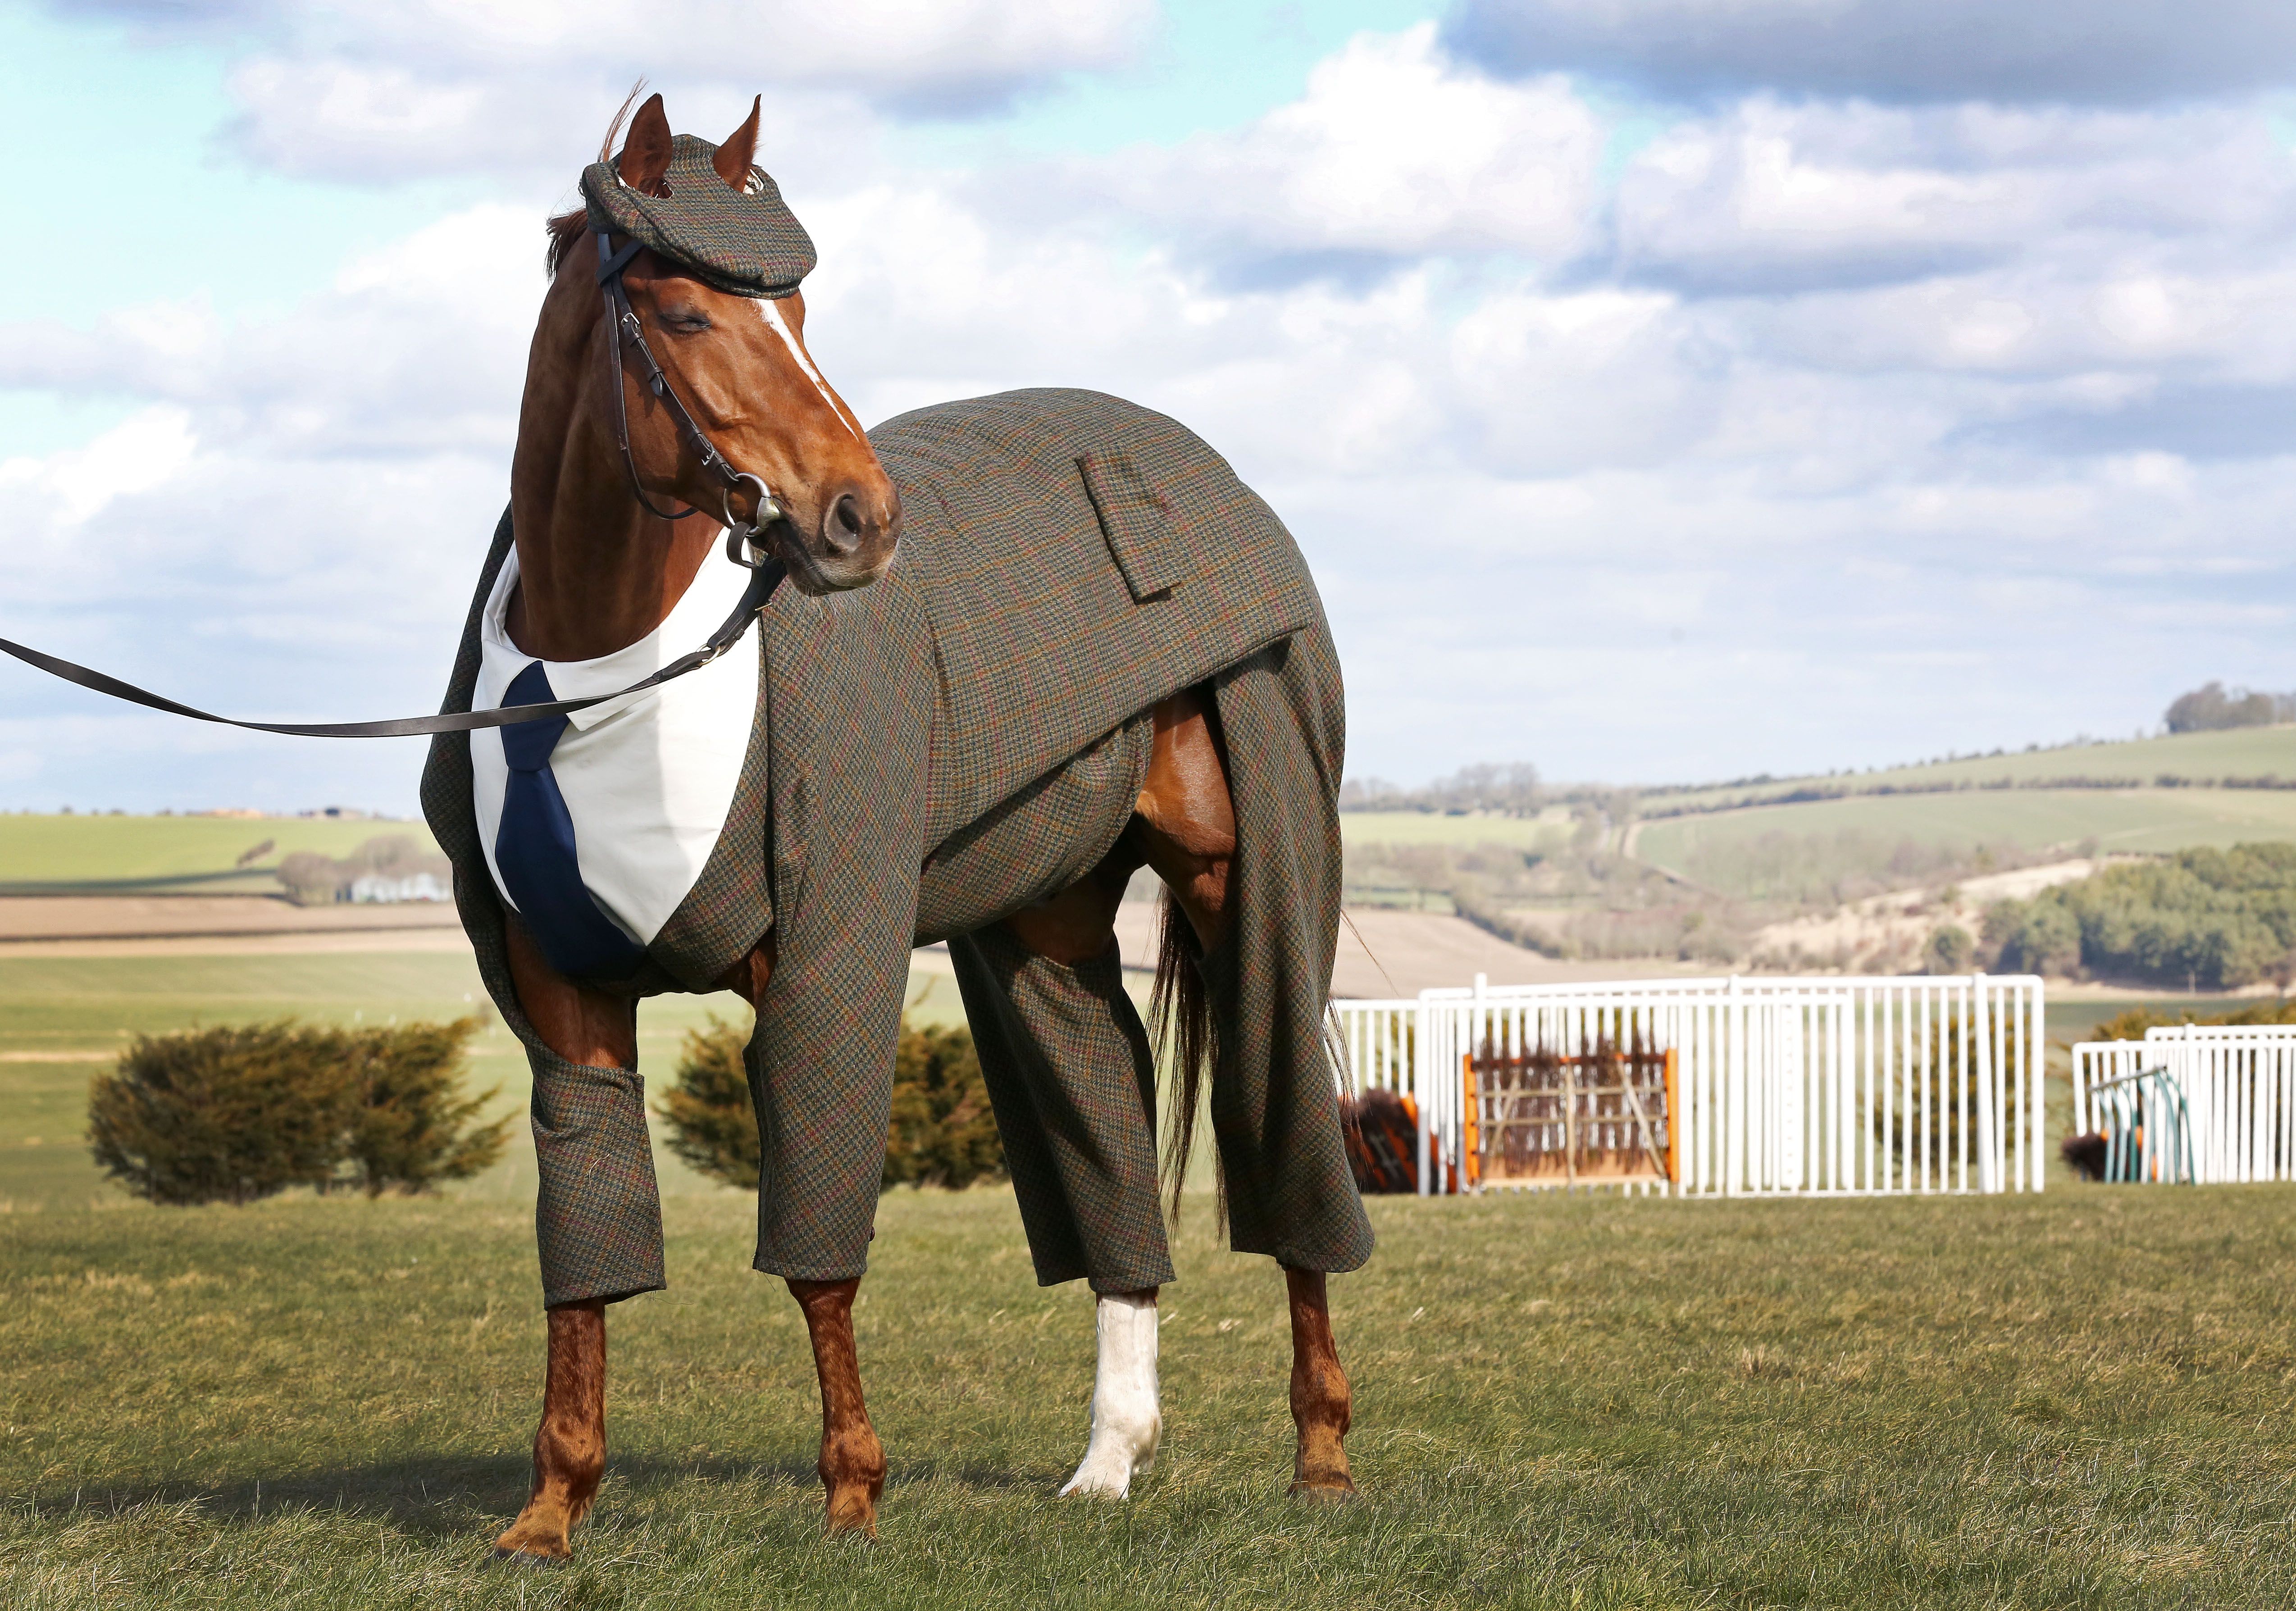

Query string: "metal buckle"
[[720, 472, 783, 569]]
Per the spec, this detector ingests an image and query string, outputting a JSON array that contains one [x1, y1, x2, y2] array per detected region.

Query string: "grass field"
[[1649, 724, 2296, 813], [6, 950, 2291, 1605], [1635, 787, 2296, 878], [9, 1182, 2296, 1607], [0, 814, 442, 896], [1337, 809, 1572, 850]]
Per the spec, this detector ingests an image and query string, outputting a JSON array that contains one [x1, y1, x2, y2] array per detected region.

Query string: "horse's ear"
[[713, 96, 761, 190], [619, 93, 674, 196]]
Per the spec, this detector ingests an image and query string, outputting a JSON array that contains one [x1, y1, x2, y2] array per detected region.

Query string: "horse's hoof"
[[1289, 1474, 1359, 1502], [489, 1545, 570, 1568], [823, 1488, 879, 1539]]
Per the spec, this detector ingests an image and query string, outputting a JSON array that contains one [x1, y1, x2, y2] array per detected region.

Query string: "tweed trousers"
[[424, 388, 1373, 1308]]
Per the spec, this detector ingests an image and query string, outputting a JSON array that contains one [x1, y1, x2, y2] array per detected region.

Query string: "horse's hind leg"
[[788, 1277, 886, 1534], [1285, 1270, 1355, 1496], [492, 920, 638, 1564], [1133, 683, 1360, 1498], [966, 870, 1172, 1499]]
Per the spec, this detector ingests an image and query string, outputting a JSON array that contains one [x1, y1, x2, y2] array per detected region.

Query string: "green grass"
[[1635, 787, 2296, 877], [1651, 725, 2296, 812], [7, 1184, 2296, 1607], [0, 950, 969, 1214], [7, 950, 2296, 1604], [1337, 809, 1571, 850], [0, 813, 442, 894]]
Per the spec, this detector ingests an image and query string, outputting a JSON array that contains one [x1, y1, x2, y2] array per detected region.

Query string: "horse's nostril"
[[823, 492, 867, 555]]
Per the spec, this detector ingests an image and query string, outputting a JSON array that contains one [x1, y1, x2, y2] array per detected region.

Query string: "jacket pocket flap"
[[1078, 450, 1183, 602]]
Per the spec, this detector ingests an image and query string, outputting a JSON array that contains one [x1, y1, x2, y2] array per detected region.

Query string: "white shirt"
[[472, 545, 761, 949]]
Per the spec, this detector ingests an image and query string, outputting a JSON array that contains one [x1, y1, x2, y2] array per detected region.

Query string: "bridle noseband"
[[595, 228, 784, 570]]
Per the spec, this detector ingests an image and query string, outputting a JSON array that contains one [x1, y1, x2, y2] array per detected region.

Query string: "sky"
[[1, 0, 2293, 814]]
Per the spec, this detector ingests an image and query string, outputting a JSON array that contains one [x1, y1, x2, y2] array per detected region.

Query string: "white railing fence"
[[1331, 974, 2047, 1198], [2071, 1024, 2296, 1185]]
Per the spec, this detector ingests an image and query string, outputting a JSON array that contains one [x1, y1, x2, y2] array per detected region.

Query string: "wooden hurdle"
[[1465, 1038, 1677, 1191]]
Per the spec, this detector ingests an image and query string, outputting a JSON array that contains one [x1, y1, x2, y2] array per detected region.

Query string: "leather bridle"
[[594, 227, 784, 572]]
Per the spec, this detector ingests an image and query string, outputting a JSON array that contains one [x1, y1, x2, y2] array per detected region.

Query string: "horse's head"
[[539, 93, 898, 595]]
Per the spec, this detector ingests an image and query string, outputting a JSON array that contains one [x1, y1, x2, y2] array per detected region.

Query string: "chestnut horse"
[[479, 93, 1358, 1561]]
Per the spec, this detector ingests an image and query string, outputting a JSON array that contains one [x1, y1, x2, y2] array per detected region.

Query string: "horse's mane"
[[544, 83, 647, 278]]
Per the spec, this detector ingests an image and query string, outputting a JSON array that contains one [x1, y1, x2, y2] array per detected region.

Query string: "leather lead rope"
[[0, 557, 783, 738]]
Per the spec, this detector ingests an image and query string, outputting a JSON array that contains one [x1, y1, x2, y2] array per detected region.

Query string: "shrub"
[[91, 1023, 354, 1205], [1986, 843, 2296, 988], [657, 1014, 1004, 1191], [2087, 998, 2296, 1043], [87, 1017, 508, 1205], [1925, 924, 1974, 974], [656, 1016, 758, 1189], [337, 1018, 511, 1196], [884, 1021, 1004, 1189]]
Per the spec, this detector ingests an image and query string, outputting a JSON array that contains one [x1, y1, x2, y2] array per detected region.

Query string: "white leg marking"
[[1059, 1291, 1161, 1499]]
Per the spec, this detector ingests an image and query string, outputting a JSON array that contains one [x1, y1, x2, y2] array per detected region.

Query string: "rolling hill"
[[0, 814, 441, 896]]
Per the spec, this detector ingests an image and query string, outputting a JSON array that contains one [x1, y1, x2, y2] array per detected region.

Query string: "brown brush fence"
[[1467, 1035, 1676, 1189]]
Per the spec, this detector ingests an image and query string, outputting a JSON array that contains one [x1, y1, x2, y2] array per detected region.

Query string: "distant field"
[[1338, 809, 1570, 849], [0, 947, 967, 1213], [1635, 787, 2296, 878], [0, 813, 441, 894], [1651, 724, 2296, 814]]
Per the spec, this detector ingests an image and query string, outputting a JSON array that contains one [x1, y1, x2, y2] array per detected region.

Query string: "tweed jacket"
[[422, 388, 1358, 1299]]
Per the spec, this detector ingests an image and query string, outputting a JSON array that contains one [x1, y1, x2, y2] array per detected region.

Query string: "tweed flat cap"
[[581, 133, 816, 300]]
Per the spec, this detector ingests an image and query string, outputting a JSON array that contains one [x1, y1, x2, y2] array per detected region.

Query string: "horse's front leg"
[[492, 919, 637, 1564], [788, 1277, 887, 1534], [493, 1298, 608, 1561], [1285, 1267, 1356, 1496]]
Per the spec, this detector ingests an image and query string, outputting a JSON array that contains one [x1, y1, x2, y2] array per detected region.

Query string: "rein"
[[0, 228, 792, 737]]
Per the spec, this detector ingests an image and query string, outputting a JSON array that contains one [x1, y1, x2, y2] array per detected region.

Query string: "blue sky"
[[1, 0, 2293, 813]]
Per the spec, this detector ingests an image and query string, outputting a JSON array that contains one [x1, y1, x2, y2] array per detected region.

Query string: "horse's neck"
[[506, 407, 716, 663]]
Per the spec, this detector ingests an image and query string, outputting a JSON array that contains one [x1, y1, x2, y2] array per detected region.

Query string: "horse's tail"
[[1151, 887, 1221, 1222]]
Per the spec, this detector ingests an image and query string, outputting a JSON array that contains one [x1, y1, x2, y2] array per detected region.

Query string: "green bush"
[[656, 1017, 757, 1189], [87, 1018, 508, 1206], [657, 1014, 1004, 1192], [337, 1018, 513, 1196], [884, 1020, 1005, 1190], [1986, 843, 2296, 988]]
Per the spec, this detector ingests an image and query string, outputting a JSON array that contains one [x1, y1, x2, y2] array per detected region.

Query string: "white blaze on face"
[[1059, 1291, 1161, 1499], [756, 297, 863, 442]]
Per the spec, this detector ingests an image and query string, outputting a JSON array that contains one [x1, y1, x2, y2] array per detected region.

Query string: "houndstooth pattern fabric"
[[582, 135, 815, 300], [1201, 624, 1375, 1273], [424, 388, 1370, 1306], [950, 924, 1174, 1295], [528, 1050, 667, 1306]]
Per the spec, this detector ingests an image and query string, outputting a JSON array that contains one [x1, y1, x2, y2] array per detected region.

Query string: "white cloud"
[[87, 0, 1153, 188], [1448, 0, 2296, 106], [8, 19, 2296, 806], [1069, 25, 1604, 269]]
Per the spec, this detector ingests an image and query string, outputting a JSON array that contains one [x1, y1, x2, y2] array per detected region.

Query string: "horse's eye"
[[660, 309, 713, 335]]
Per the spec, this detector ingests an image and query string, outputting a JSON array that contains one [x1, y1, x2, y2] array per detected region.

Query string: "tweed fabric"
[[1201, 623, 1375, 1273], [742, 570, 934, 1281], [915, 713, 1151, 945], [424, 388, 1361, 1302], [950, 924, 1174, 1294], [875, 389, 1318, 844], [581, 135, 815, 300], [530, 1050, 667, 1306]]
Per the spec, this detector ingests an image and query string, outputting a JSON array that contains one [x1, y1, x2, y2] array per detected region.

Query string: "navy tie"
[[494, 660, 644, 978]]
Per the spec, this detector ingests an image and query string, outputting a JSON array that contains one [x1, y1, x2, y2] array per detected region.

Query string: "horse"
[[421, 91, 1372, 1563]]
